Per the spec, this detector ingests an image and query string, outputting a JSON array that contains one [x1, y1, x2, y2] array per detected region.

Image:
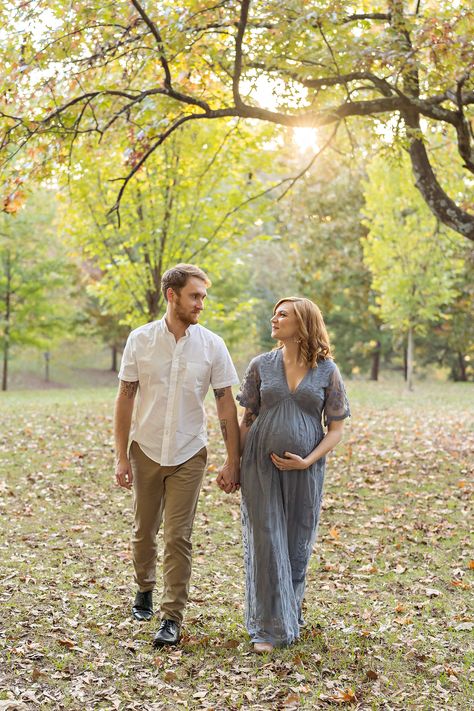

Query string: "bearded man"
[[114, 264, 240, 648]]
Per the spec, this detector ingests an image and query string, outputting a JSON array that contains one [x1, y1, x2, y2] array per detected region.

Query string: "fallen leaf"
[[163, 671, 177, 682], [328, 688, 357, 703], [445, 666, 459, 678], [57, 638, 75, 649], [282, 692, 300, 707], [220, 638, 239, 649], [32, 667, 45, 681], [454, 621, 474, 631]]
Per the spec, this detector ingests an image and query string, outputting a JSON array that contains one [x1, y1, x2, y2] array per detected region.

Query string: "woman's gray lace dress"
[[237, 349, 350, 646]]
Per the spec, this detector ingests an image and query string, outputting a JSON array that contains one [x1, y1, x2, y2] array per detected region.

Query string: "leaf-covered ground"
[[1, 381, 473, 710]]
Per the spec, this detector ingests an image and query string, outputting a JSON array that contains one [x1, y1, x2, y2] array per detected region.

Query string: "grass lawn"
[[0, 380, 473, 710]]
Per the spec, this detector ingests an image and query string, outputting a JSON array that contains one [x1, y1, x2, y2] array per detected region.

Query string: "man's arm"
[[213, 387, 240, 494], [114, 380, 138, 489]]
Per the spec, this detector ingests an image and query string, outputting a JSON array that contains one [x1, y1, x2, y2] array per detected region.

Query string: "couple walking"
[[114, 264, 350, 653]]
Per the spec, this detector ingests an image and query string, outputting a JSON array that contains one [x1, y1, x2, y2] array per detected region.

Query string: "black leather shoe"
[[153, 619, 180, 647], [132, 590, 153, 621]]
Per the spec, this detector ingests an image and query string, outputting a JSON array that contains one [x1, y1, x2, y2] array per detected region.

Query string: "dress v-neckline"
[[279, 349, 310, 395]]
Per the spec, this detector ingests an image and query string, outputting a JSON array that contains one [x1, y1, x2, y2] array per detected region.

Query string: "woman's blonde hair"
[[273, 297, 332, 367]]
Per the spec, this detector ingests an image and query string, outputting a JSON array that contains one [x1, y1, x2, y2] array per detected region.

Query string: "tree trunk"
[[403, 345, 408, 382], [406, 327, 414, 391], [44, 352, 50, 382], [370, 340, 381, 381], [457, 352, 467, 382], [1, 337, 8, 392], [2, 252, 11, 392], [389, 0, 474, 241], [111, 345, 118, 372]]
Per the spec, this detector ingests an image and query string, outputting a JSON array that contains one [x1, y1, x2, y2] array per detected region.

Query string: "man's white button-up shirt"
[[118, 318, 239, 466]]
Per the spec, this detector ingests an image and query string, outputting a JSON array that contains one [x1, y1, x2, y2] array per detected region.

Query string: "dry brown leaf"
[[444, 666, 459, 678], [220, 638, 239, 649], [328, 688, 357, 703], [32, 667, 45, 681], [282, 692, 300, 707], [163, 671, 177, 682], [57, 638, 75, 649]]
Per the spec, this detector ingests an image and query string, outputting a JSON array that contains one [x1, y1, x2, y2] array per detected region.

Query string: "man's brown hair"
[[161, 263, 211, 301]]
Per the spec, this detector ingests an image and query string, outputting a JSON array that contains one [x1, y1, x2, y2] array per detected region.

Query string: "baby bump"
[[259, 414, 321, 459]]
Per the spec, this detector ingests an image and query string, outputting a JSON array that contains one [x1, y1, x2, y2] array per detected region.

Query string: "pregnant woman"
[[237, 296, 350, 653]]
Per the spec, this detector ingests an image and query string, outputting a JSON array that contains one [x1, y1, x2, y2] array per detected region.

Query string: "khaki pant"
[[129, 441, 207, 624]]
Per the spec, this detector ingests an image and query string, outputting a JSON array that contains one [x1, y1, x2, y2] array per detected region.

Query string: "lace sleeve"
[[323, 364, 350, 427], [236, 357, 261, 416]]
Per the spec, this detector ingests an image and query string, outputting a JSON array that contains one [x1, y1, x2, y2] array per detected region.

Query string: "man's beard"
[[175, 298, 200, 327]]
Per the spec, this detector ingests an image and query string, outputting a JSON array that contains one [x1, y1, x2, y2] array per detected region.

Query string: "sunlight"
[[292, 127, 318, 154]]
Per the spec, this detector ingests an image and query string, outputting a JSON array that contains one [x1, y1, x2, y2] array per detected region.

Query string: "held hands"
[[115, 458, 133, 489], [271, 451, 310, 471], [216, 459, 240, 494]]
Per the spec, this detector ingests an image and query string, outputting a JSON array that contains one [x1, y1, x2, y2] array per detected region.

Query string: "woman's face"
[[271, 301, 300, 341]]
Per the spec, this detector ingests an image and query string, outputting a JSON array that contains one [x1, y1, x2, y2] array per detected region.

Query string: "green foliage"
[[362, 152, 464, 335], [59, 119, 276, 346], [270, 146, 389, 376], [0, 192, 72, 347], [1, 1, 472, 239], [418, 250, 474, 380], [0, 190, 75, 388]]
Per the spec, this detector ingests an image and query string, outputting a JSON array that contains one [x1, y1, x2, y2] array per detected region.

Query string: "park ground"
[[0, 378, 473, 710]]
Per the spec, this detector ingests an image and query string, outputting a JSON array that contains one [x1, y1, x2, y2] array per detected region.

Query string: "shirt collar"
[[160, 316, 195, 338]]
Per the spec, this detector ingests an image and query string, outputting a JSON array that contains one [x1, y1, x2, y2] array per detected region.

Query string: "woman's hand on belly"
[[270, 451, 310, 471]]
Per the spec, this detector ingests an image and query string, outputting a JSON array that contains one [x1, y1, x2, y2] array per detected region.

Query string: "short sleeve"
[[118, 333, 138, 382], [236, 357, 261, 417], [210, 337, 239, 389], [323, 364, 350, 427]]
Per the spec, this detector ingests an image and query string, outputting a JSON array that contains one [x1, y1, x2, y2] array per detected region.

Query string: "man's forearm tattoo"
[[213, 388, 226, 400], [120, 380, 139, 399], [219, 418, 228, 441], [244, 411, 257, 427]]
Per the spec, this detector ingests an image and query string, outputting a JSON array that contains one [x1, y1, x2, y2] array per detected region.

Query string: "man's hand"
[[216, 459, 240, 494], [114, 380, 138, 490], [214, 386, 240, 494], [270, 451, 309, 471], [115, 458, 134, 489]]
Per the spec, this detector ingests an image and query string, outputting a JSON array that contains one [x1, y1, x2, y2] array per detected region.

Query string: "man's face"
[[170, 276, 207, 326]]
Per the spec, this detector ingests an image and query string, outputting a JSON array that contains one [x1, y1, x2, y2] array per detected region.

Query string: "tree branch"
[[233, 0, 251, 109], [130, 0, 172, 88], [388, 0, 474, 239], [108, 113, 209, 225], [343, 13, 391, 23]]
